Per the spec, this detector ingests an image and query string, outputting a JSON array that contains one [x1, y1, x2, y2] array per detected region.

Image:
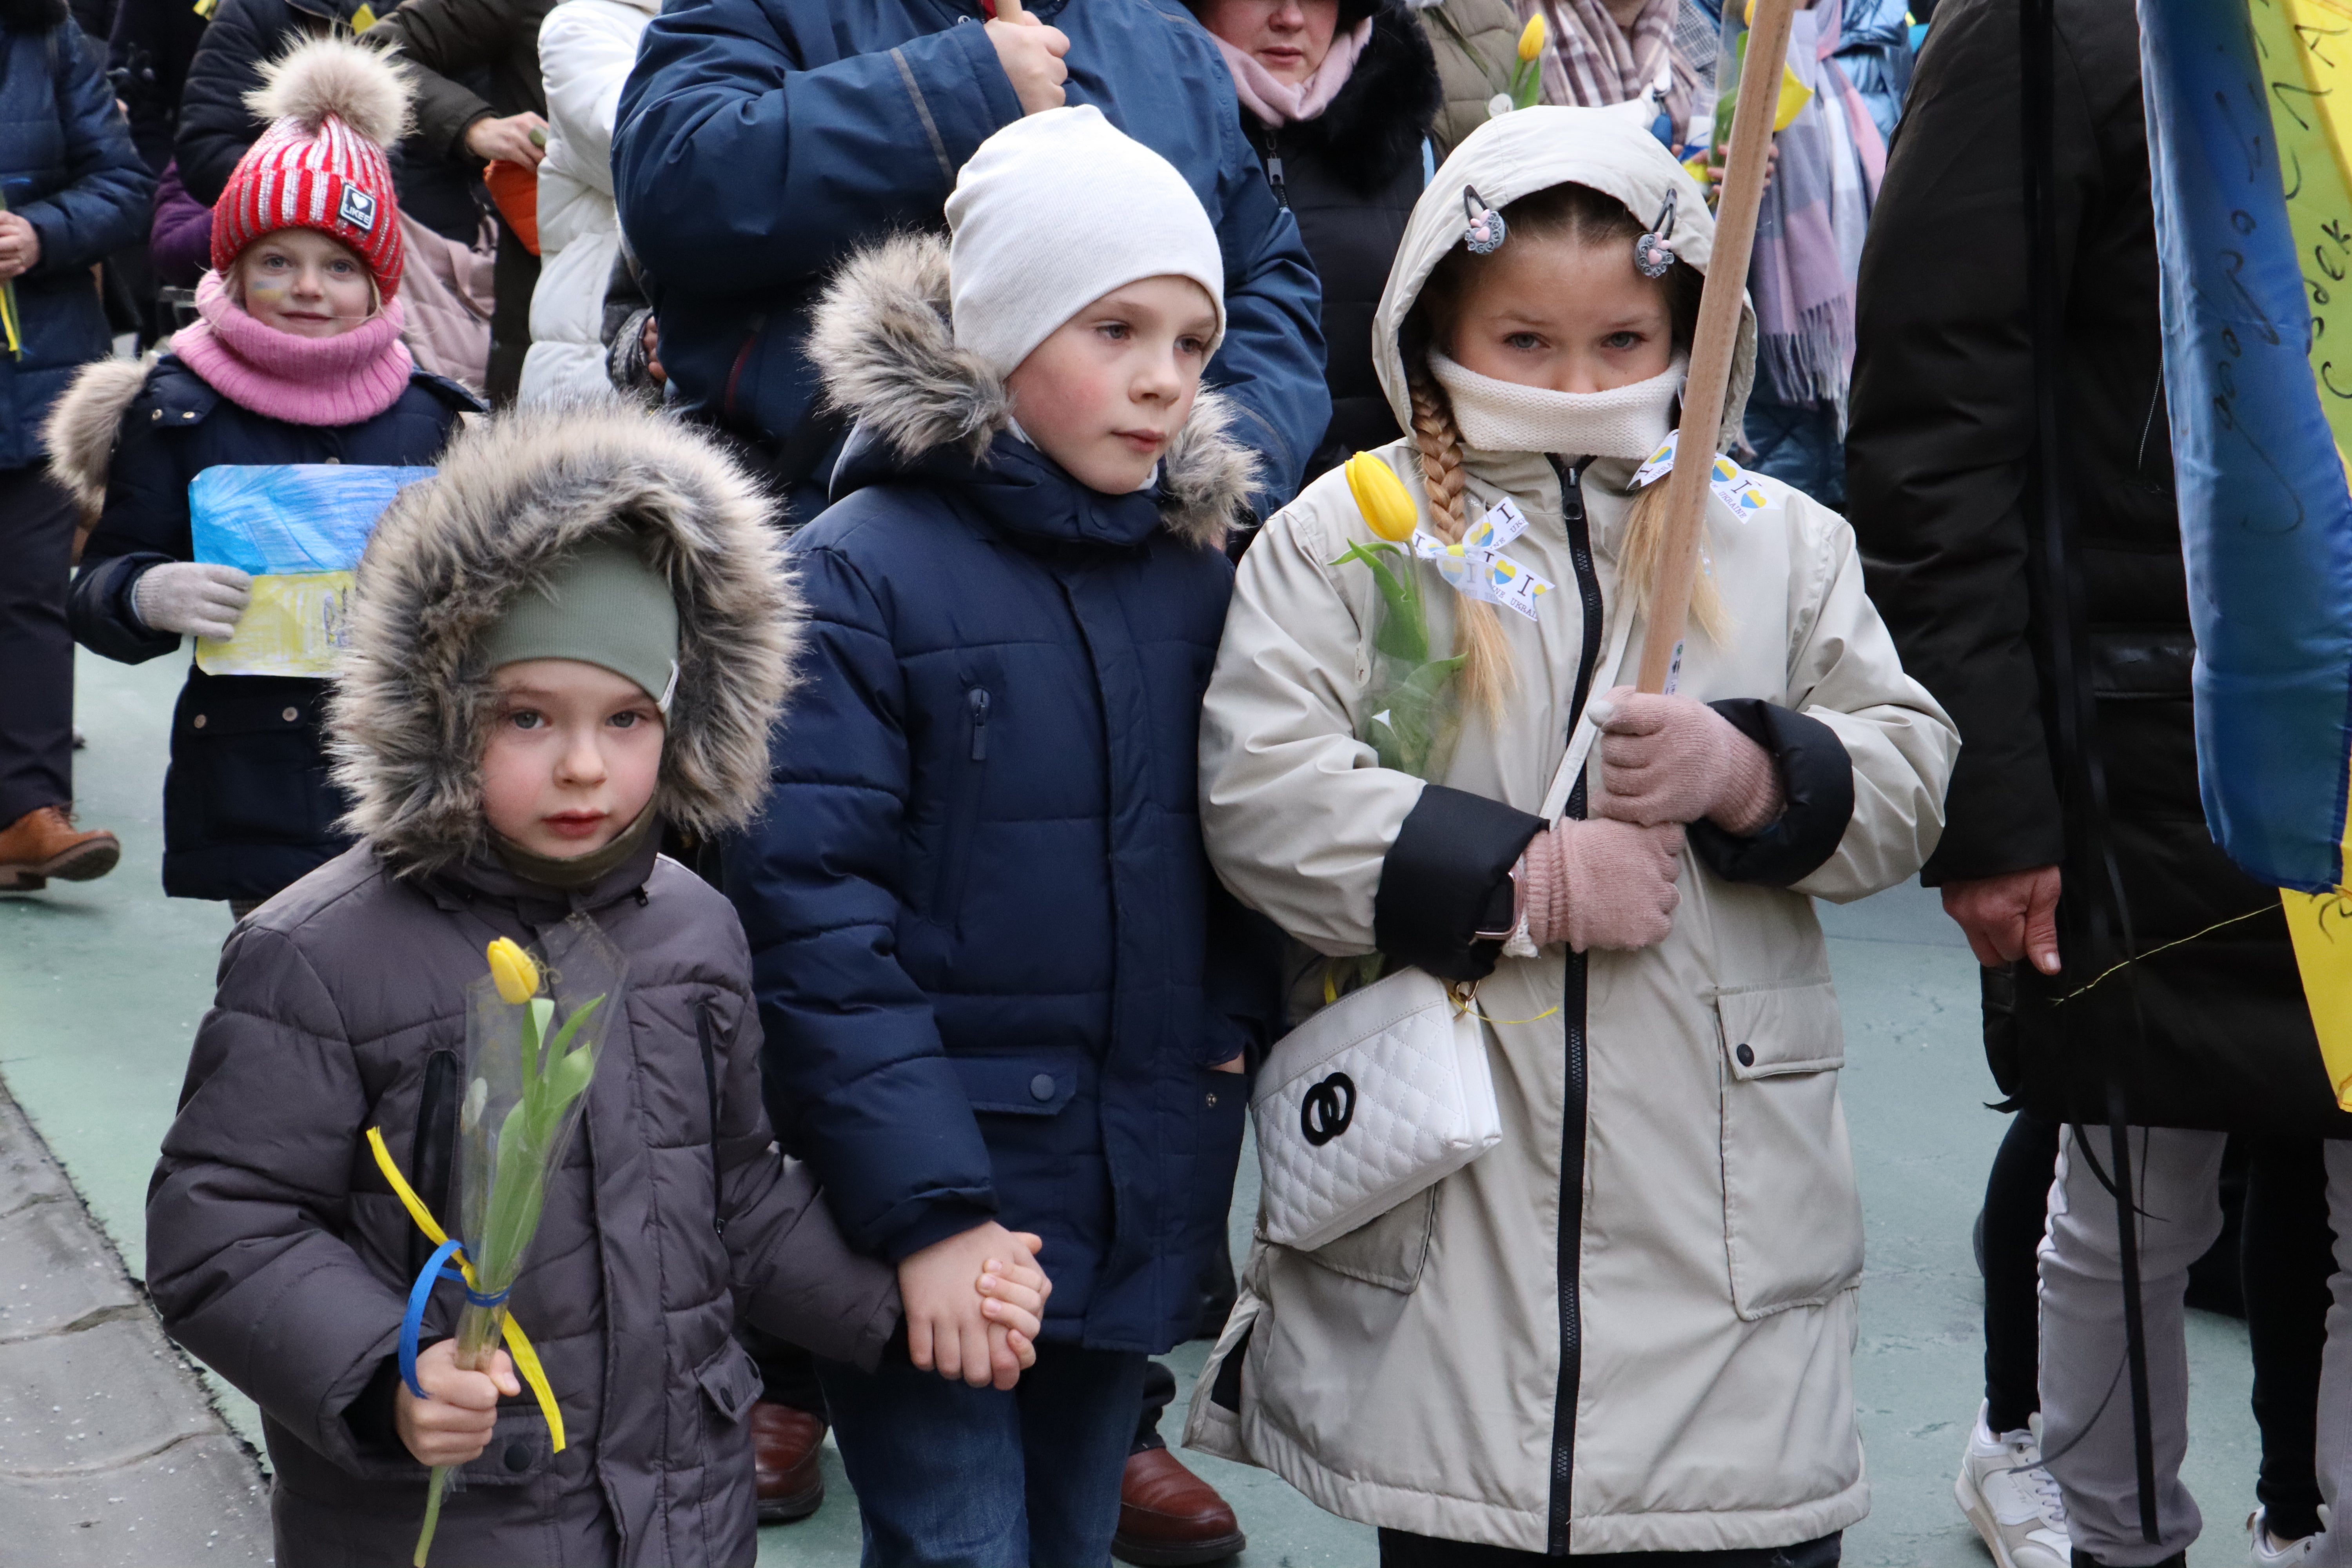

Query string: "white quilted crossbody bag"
[[1251, 604, 1635, 1253]]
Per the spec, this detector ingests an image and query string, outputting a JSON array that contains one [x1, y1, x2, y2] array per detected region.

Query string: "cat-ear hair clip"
[[1633, 191, 1677, 278], [1463, 185, 1507, 255]]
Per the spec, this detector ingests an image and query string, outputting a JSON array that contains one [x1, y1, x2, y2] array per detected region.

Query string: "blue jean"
[[816, 1343, 1150, 1568]]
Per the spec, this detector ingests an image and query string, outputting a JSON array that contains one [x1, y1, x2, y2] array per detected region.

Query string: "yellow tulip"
[[486, 937, 540, 1005], [1517, 13, 1546, 61], [1345, 451, 1418, 541]]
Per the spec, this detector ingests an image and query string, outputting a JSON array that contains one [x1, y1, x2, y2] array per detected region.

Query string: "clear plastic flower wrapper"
[[405, 915, 628, 1566], [1332, 452, 1467, 783]]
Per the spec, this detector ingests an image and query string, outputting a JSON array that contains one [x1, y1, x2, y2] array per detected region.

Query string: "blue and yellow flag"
[[2141, 0, 2352, 1104]]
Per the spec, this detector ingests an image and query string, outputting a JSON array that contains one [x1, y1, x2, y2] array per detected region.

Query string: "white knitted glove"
[[132, 562, 252, 640]]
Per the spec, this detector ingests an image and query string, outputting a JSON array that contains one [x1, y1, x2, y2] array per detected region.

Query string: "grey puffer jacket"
[[145, 405, 900, 1568]]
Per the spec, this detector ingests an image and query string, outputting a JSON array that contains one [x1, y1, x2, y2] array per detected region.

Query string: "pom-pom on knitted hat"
[[209, 37, 412, 294]]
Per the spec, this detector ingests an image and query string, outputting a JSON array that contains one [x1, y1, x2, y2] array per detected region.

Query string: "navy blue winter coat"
[[612, 0, 1329, 524], [0, 0, 150, 469], [722, 234, 1278, 1350], [56, 355, 477, 901]]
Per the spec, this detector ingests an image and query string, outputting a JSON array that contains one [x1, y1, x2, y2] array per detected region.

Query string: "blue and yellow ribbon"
[[365, 1126, 566, 1451]]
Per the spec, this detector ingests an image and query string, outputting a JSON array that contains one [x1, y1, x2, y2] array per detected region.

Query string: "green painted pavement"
[[0, 647, 2273, 1566]]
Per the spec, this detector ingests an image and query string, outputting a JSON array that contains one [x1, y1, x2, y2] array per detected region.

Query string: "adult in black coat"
[[1846, 0, 2342, 1558], [172, 0, 480, 241], [1195, 0, 1439, 481]]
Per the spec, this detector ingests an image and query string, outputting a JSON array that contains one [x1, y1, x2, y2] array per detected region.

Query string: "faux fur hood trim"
[[43, 353, 161, 525], [807, 231, 1259, 550], [329, 403, 801, 874]]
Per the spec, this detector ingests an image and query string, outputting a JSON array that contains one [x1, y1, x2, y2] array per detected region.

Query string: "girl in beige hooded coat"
[[1183, 108, 1958, 1561]]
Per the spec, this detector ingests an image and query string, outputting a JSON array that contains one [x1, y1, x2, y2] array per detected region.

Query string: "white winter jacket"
[[517, 0, 653, 407], [1183, 109, 1959, 1554]]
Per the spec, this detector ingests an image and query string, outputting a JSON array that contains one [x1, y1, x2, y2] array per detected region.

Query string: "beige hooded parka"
[[1182, 108, 1959, 1554]]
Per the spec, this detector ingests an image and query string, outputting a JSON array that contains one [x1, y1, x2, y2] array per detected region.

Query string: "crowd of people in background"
[[3, 0, 2348, 1564]]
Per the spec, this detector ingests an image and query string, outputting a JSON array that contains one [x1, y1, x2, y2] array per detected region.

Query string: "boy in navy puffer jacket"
[[724, 106, 1279, 1565]]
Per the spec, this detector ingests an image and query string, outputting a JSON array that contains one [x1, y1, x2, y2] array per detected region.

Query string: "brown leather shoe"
[[0, 806, 119, 891], [751, 1400, 826, 1524], [1113, 1447, 1245, 1567]]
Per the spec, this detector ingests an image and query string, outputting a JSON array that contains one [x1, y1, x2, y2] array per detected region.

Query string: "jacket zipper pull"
[[1561, 460, 1588, 523], [1265, 136, 1288, 209], [969, 688, 992, 762]]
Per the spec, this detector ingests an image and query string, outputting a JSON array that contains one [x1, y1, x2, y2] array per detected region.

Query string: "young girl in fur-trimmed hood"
[[50, 37, 476, 915], [1185, 108, 1957, 1561], [721, 105, 1280, 1564], [143, 402, 1048, 1567]]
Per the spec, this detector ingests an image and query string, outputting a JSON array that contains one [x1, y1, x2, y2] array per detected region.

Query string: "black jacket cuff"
[[343, 1352, 410, 1457], [1374, 784, 1546, 982], [1688, 700, 1855, 887]]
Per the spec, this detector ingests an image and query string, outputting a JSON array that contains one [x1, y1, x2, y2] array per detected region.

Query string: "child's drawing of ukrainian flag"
[[2141, 0, 2352, 1105], [189, 464, 432, 679]]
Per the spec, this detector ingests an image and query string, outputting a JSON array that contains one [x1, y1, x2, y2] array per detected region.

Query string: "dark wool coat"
[[51, 354, 478, 903], [172, 0, 481, 241], [144, 404, 897, 1568], [722, 234, 1281, 1353], [611, 0, 1329, 524], [0, 0, 149, 468], [1234, 0, 1439, 481], [1846, 0, 2352, 1135]]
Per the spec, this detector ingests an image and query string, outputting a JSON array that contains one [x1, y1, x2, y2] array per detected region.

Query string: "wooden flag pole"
[[1633, 0, 1798, 693], [995, 0, 1024, 16]]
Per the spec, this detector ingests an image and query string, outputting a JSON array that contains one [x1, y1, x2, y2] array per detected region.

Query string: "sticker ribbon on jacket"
[[364, 1126, 566, 1452], [1630, 430, 1771, 519], [1412, 496, 1554, 621]]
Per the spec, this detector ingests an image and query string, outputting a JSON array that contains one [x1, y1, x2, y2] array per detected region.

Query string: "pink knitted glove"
[[1515, 818, 1683, 953], [1590, 687, 1784, 834]]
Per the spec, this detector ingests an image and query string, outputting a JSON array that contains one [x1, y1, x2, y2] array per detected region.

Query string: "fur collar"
[[43, 353, 159, 526], [1249, 1, 1442, 196], [329, 404, 801, 874], [806, 230, 1259, 550]]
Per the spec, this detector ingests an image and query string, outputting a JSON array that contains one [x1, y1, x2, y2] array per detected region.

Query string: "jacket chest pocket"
[[1714, 980, 1865, 1319], [931, 684, 993, 924]]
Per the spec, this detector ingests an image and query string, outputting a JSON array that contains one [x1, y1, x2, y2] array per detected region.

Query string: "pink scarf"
[[1210, 17, 1373, 126], [169, 270, 415, 426]]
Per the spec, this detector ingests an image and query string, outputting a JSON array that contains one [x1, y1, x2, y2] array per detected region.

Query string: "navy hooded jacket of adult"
[[611, 0, 1329, 524], [0, 0, 150, 470], [721, 234, 1279, 1352]]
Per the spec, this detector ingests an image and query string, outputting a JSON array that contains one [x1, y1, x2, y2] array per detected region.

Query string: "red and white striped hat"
[[210, 38, 410, 294]]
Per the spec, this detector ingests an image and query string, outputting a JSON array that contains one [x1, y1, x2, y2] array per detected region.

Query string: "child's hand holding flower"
[[396, 1339, 523, 1468]]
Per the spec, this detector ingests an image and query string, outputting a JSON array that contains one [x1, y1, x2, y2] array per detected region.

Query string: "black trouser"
[[1376, 1530, 1840, 1566], [1978, 1112, 2336, 1537], [0, 465, 77, 829]]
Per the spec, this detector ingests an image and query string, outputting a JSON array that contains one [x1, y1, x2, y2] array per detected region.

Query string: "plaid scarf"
[[1520, 0, 1695, 132]]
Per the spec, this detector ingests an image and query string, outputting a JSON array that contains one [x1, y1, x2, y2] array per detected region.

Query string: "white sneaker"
[[1956, 1403, 2072, 1568], [2249, 1508, 2321, 1566]]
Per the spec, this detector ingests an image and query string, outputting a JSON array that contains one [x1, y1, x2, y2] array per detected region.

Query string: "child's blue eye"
[[1602, 331, 1642, 350], [1504, 332, 1543, 352], [1178, 336, 1207, 358], [609, 711, 639, 730], [1098, 322, 1131, 342], [510, 710, 544, 730]]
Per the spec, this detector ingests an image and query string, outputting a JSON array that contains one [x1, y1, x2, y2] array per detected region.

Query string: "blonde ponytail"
[[1615, 476, 1729, 643], [1409, 374, 1514, 720]]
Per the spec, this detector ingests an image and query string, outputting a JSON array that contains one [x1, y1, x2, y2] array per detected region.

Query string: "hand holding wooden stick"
[[1633, 0, 1799, 694]]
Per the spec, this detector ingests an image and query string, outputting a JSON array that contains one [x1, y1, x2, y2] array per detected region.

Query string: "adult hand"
[[132, 562, 252, 640], [1941, 866, 2063, 975], [1590, 687, 1782, 834], [986, 13, 1069, 115], [394, 1339, 521, 1467], [0, 211, 40, 279], [899, 1221, 1052, 1389], [465, 111, 547, 169]]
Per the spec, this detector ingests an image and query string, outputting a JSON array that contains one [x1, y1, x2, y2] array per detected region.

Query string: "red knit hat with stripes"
[[211, 38, 410, 295]]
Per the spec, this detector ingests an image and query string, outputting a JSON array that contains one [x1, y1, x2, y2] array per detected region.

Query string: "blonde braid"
[[1408, 374, 1513, 719], [1617, 477, 1729, 642]]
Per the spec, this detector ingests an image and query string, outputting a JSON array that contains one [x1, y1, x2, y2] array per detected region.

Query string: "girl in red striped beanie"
[[43, 36, 480, 917]]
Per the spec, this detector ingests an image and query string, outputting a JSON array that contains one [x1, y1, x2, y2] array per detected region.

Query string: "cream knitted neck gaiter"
[[1428, 350, 1688, 460]]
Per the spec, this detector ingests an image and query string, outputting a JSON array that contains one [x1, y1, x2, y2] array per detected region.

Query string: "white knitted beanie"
[[945, 106, 1227, 380]]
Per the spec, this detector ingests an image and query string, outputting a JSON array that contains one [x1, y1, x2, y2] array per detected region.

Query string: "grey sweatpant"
[[2040, 1127, 2352, 1567]]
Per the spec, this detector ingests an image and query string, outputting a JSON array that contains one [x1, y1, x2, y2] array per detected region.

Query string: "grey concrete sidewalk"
[[0, 1082, 272, 1563]]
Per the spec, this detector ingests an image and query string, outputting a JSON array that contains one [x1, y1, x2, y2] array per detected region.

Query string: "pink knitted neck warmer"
[[1209, 18, 1372, 126], [169, 270, 414, 426]]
